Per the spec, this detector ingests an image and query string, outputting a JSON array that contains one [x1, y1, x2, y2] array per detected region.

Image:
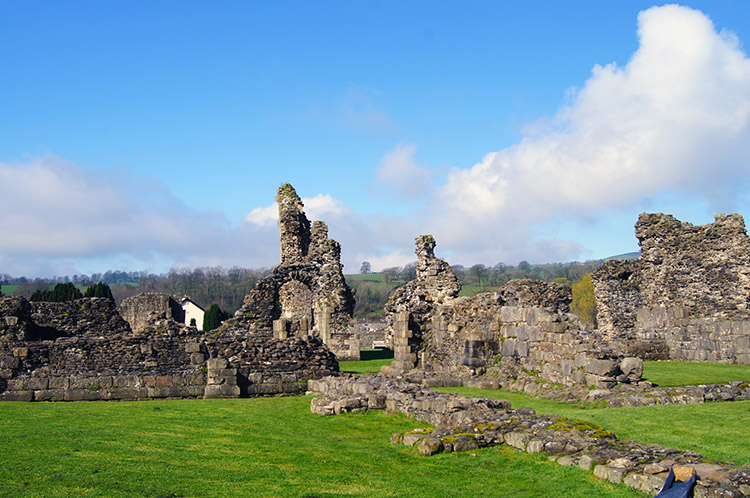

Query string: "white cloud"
[[430, 4, 750, 264], [374, 143, 432, 197], [0, 157, 282, 276], [243, 191, 421, 273], [244, 193, 344, 227]]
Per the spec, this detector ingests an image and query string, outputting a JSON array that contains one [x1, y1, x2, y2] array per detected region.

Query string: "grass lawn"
[[1, 285, 18, 295], [0, 396, 645, 498], [345, 273, 386, 283], [643, 360, 750, 386], [340, 349, 394, 374]]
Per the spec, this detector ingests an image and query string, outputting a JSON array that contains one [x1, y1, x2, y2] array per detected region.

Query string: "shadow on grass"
[[359, 348, 394, 361]]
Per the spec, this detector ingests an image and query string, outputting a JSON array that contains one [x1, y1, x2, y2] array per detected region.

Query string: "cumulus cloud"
[[244, 192, 421, 273], [374, 143, 432, 197], [430, 4, 750, 264], [245, 193, 345, 227], [0, 157, 281, 276]]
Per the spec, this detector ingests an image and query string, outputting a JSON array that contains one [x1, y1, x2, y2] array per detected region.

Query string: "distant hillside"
[[605, 251, 640, 261]]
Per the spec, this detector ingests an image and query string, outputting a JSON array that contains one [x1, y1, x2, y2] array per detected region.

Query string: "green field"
[[0, 285, 18, 295], [340, 348, 394, 374], [643, 360, 750, 386], [0, 396, 644, 498]]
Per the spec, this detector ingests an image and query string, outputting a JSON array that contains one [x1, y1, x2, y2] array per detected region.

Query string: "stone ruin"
[[0, 183, 359, 402], [119, 292, 187, 332], [234, 183, 359, 360], [593, 213, 750, 364], [0, 292, 338, 402], [383, 236, 643, 390]]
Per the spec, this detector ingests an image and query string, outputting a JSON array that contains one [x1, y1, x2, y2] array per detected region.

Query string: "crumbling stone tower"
[[236, 184, 358, 359], [384, 235, 461, 372]]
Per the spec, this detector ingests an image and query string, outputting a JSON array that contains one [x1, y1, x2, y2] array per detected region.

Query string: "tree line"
[[3, 258, 608, 323], [2, 267, 269, 315], [352, 259, 606, 320]]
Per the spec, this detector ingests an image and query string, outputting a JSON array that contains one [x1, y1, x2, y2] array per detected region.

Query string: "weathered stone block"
[[504, 432, 528, 451], [0, 355, 19, 369], [12, 347, 28, 357], [34, 389, 65, 402], [2, 390, 34, 401], [25, 377, 49, 391], [64, 389, 103, 401], [207, 358, 228, 370], [619, 357, 643, 380], [203, 384, 240, 399], [586, 358, 619, 377], [593, 465, 626, 484], [185, 342, 201, 353], [49, 377, 70, 389], [418, 437, 443, 456]]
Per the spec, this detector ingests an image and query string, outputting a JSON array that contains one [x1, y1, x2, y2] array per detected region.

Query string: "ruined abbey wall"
[[0, 184, 353, 402], [1, 297, 338, 402], [383, 238, 641, 389], [237, 184, 358, 360], [593, 213, 750, 364]]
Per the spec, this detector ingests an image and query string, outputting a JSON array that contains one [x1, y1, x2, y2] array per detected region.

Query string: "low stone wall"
[[310, 375, 750, 497], [1, 372, 207, 402]]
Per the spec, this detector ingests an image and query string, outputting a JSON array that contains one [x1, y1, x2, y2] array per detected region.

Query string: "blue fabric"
[[655, 468, 696, 498]]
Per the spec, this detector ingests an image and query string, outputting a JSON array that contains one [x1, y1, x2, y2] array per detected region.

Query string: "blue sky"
[[1, 1, 750, 277]]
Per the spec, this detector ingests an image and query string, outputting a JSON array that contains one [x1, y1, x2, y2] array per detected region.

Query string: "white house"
[[180, 297, 205, 331]]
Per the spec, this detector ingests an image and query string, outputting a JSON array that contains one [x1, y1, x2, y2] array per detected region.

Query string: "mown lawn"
[[0, 396, 644, 498], [643, 360, 750, 386], [340, 348, 394, 374]]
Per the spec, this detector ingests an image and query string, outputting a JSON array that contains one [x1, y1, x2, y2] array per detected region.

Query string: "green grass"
[[0, 396, 644, 498], [436, 387, 750, 465], [1, 285, 18, 295], [345, 273, 386, 283], [340, 348, 394, 374], [643, 360, 750, 386]]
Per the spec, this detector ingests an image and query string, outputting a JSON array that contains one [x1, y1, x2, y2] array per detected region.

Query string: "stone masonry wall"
[[383, 238, 641, 388], [120, 292, 183, 332], [1, 294, 340, 401], [593, 213, 750, 364], [426, 280, 642, 389], [237, 184, 358, 360]]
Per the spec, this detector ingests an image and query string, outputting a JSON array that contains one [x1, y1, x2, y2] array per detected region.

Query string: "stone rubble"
[[309, 374, 750, 498]]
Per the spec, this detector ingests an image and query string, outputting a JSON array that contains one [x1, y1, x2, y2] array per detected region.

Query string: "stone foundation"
[[310, 375, 750, 497]]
